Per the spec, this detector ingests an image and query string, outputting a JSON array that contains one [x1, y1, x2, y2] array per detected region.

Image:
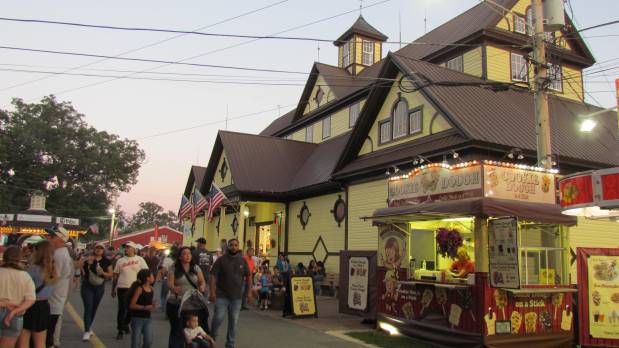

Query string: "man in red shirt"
[[242, 248, 255, 309]]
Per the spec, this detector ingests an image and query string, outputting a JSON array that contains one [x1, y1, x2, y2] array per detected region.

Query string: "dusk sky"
[[1, 0, 617, 215]]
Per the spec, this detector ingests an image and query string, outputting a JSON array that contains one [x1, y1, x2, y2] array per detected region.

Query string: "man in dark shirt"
[[193, 237, 213, 284], [209, 238, 251, 348]]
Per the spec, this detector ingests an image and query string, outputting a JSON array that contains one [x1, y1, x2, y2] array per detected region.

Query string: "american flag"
[[207, 183, 227, 222], [193, 191, 208, 220], [178, 195, 192, 221]]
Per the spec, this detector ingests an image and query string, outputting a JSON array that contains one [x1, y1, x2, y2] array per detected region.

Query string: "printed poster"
[[488, 217, 520, 289], [378, 226, 407, 270], [348, 257, 369, 311], [588, 255, 619, 339], [291, 276, 317, 317]]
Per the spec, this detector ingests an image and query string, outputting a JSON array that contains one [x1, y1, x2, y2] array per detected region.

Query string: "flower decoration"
[[436, 227, 463, 259]]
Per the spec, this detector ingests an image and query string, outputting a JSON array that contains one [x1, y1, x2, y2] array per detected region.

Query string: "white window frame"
[[392, 100, 408, 139], [322, 116, 331, 139], [511, 53, 528, 82], [342, 40, 352, 67], [305, 124, 314, 142], [379, 120, 391, 144], [514, 14, 526, 34], [547, 63, 563, 92], [349, 102, 360, 128], [362, 41, 374, 66], [446, 55, 464, 72], [526, 8, 534, 36], [409, 109, 423, 135]]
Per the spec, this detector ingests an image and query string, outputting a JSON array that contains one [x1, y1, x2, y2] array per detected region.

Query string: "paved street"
[[59, 282, 367, 348]]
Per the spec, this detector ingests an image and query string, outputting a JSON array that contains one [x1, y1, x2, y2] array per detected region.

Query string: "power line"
[[0, 0, 290, 94]]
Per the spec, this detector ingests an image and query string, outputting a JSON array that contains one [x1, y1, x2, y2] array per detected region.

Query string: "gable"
[[303, 74, 337, 115], [213, 150, 233, 189], [358, 72, 452, 156]]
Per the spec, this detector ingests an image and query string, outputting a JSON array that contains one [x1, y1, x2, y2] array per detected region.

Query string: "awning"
[[368, 197, 577, 226]]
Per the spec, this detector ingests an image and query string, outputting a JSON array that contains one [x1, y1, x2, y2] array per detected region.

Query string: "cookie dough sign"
[[347, 257, 369, 311], [291, 276, 317, 317], [588, 255, 619, 339]]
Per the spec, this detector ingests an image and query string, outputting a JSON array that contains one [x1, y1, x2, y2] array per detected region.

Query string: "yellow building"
[[181, 1, 617, 296]]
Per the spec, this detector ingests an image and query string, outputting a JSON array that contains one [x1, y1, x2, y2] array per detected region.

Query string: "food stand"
[[368, 160, 577, 348]]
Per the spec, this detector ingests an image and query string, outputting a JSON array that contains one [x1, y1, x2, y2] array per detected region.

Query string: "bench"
[[319, 273, 339, 297]]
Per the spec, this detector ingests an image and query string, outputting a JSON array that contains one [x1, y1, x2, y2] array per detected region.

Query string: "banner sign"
[[16, 214, 52, 223], [559, 172, 594, 209], [55, 217, 80, 226], [577, 248, 619, 347], [348, 257, 369, 311], [388, 166, 482, 206], [290, 276, 317, 318], [488, 217, 520, 289], [0, 214, 14, 224], [484, 165, 556, 204]]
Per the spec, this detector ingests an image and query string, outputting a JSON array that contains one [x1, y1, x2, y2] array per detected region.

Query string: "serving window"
[[519, 223, 569, 285]]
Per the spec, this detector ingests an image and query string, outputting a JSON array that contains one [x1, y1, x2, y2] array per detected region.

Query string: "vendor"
[[450, 246, 475, 278]]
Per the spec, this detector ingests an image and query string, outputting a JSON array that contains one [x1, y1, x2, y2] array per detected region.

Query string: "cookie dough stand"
[[366, 161, 578, 348]]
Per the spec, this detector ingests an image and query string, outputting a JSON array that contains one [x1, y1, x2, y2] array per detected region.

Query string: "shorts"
[[0, 307, 23, 337], [259, 291, 269, 300], [23, 300, 51, 332]]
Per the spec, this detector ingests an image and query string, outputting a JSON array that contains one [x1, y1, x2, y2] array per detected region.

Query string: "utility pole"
[[531, 0, 552, 169], [108, 208, 116, 245]]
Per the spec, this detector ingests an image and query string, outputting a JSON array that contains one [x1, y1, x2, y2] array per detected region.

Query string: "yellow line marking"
[[65, 301, 106, 348]]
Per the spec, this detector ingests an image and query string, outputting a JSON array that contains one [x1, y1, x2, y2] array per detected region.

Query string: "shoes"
[[241, 306, 249, 311], [82, 331, 92, 341], [116, 331, 124, 340]]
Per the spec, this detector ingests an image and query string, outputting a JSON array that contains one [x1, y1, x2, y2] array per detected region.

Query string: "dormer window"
[[446, 56, 463, 72], [314, 87, 324, 106], [362, 41, 374, 65], [342, 40, 352, 67], [514, 15, 526, 34]]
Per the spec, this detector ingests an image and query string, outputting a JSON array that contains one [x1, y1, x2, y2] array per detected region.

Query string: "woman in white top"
[[0, 246, 36, 348]]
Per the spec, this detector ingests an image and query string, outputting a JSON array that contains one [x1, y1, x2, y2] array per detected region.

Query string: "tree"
[[125, 201, 181, 232], [0, 96, 145, 228]]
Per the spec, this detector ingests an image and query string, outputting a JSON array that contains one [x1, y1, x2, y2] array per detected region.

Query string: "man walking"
[[112, 241, 147, 340], [209, 239, 252, 348], [193, 237, 213, 289], [45, 227, 74, 348], [241, 248, 256, 310]]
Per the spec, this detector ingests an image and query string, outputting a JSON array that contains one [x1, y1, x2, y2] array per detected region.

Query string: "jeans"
[[160, 280, 169, 312], [241, 284, 248, 308], [130, 317, 153, 348], [166, 302, 209, 348], [116, 288, 130, 332], [0, 308, 22, 337], [211, 298, 242, 348], [190, 338, 213, 348], [81, 282, 105, 332]]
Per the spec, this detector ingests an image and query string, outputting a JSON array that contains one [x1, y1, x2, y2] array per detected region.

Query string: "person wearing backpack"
[[166, 246, 207, 348], [80, 243, 113, 341], [128, 269, 156, 348]]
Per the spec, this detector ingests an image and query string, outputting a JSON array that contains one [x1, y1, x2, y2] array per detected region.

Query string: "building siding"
[[569, 218, 619, 284], [304, 75, 337, 115], [463, 47, 483, 77], [214, 151, 233, 189], [348, 180, 388, 250], [359, 73, 452, 156], [288, 192, 345, 272]]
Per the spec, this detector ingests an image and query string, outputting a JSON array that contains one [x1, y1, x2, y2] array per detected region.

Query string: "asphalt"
[[59, 281, 371, 348]]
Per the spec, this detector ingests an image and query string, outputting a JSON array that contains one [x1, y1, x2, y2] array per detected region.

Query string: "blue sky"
[[1, 0, 617, 214]]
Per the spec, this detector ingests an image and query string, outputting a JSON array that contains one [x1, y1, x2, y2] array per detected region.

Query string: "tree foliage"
[[124, 201, 181, 232], [0, 96, 145, 225]]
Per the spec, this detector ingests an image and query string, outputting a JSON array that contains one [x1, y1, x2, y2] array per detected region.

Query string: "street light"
[[578, 106, 617, 132]]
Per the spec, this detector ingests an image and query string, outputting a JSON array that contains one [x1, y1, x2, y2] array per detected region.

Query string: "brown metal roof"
[[184, 165, 207, 195], [391, 54, 619, 167], [334, 15, 388, 44], [259, 108, 296, 136]]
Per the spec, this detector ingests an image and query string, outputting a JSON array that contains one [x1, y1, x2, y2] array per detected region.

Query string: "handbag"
[[178, 266, 209, 315], [87, 262, 105, 286]]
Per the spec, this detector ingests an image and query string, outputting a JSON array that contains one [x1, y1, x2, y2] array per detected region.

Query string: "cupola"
[[334, 15, 387, 75]]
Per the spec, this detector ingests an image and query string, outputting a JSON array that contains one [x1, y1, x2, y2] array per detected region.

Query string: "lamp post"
[[579, 106, 618, 132], [108, 208, 116, 245]]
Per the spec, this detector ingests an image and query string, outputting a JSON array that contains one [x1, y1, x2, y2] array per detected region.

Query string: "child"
[[184, 314, 214, 348], [259, 265, 272, 310], [128, 269, 156, 348]]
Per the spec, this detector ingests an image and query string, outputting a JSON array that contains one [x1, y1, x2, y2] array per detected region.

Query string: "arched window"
[[392, 99, 408, 139]]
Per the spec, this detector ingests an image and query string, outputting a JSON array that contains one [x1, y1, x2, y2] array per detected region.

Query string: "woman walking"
[[128, 269, 155, 348], [0, 246, 36, 348], [81, 243, 113, 341], [17, 240, 58, 348], [166, 246, 207, 348]]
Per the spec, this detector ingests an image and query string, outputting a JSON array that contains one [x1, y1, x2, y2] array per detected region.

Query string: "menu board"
[[348, 257, 369, 311], [290, 276, 317, 317], [488, 217, 520, 289], [588, 255, 619, 339]]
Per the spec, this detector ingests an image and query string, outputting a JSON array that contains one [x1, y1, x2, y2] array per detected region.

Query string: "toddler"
[[184, 314, 215, 348]]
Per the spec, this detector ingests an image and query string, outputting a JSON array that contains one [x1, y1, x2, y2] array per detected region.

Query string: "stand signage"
[[290, 276, 317, 318], [488, 217, 520, 289], [347, 257, 369, 311]]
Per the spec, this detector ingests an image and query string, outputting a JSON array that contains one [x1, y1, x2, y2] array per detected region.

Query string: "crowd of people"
[[0, 232, 327, 348]]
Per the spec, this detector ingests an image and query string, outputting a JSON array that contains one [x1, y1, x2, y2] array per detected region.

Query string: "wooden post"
[[474, 217, 489, 272], [532, 0, 552, 169]]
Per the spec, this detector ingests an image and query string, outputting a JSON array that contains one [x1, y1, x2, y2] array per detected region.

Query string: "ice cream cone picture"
[[511, 311, 522, 334], [420, 289, 434, 317], [525, 312, 538, 334], [449, 303, 463, 328], [552, 293, 563, 321], [485, 308, 497, 336], [561, 306, 573, 331], [493, 289, 508, 319], [436, 288, 448, 317]]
